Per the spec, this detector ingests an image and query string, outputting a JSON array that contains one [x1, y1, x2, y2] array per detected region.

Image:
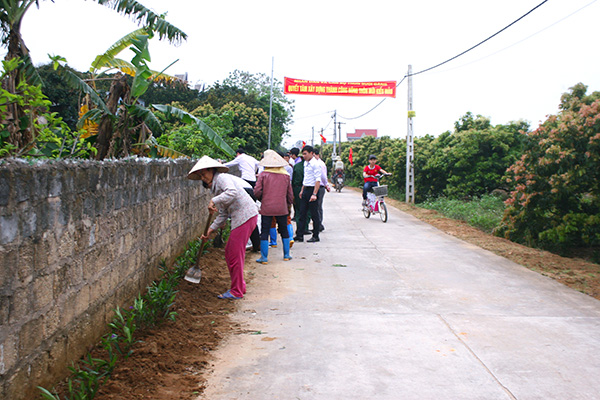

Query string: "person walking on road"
[[253, 150, 294, 264], [188, 156, 258, 300], [294, 145, 322, 243]]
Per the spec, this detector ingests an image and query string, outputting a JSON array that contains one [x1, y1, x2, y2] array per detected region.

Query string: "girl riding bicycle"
[[362, 155, 390, 205]]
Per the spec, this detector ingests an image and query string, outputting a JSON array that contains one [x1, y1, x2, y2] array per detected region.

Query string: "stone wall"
[[0, 158, 210, 400]]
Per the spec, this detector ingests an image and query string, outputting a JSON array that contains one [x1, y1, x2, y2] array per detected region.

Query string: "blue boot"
[[256, 240, 269, 264], [282, 237, 292, 261], [269, 227, 278, 247], [287, 224, 294, 247]]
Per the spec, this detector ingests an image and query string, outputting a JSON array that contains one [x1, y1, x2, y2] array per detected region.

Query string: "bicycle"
[[362, 174, 391, 222]]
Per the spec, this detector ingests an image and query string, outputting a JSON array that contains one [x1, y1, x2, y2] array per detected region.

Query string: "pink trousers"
[[225, 215, 257, 298]]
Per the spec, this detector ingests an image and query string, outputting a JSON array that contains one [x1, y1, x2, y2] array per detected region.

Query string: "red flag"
[[349, 148, 353, 165], [302, 141, 306, 148], [320, 134, 326, 143]]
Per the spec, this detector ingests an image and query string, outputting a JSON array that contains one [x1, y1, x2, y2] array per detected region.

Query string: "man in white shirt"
[[294, 145, 322, 243], [313, 149, 330, 232], [223, 148, 260, 187]]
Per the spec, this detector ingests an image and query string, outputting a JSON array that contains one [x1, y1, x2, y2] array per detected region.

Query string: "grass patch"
[[418, 195, 505, 233]]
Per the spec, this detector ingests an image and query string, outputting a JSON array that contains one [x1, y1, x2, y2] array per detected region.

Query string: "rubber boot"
[[282, 237, 292, 261], [287, 224, 294, 247], [269, 227, 278, 247], [256, 240, 269, 264]]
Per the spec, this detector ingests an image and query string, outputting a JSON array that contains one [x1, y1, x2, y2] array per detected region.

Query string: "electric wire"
[[409, 0, 548, 77], [337, 0, 549, 121], [294, 110, 336, 120], [436, 0, 598, 74], [338, 76, 407, 120]]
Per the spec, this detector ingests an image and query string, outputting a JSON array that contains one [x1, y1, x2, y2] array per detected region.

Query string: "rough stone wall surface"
[[0, 158, 210, 400]]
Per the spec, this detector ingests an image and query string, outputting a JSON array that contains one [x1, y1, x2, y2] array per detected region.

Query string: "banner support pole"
[[332, 110, 337, 156], [268, 57, 274, 149]]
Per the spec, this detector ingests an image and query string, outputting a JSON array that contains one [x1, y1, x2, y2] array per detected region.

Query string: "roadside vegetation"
[[418, 195, 505, 234], [320, 83, 599, 260]]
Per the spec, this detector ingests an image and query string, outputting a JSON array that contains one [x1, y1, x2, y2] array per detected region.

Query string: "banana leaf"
[[90, 28, 148, 73], [58, 68, 112, 116], [151, 104, 235, 156], [76, 108, 111, 130], [128, 104, 162, 135], [133, 136, 188, 159]]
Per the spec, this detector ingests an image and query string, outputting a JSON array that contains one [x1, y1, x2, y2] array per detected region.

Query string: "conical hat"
[[187, 156, 229, 180], [259, 149, 289, 168]]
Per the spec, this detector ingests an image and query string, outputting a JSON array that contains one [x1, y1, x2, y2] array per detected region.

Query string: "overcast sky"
[[15, 0, 600, 147]]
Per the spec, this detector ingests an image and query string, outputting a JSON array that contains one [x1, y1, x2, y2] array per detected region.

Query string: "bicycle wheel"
[[363, 205, 371, 218], [379, 201, 388, 222]]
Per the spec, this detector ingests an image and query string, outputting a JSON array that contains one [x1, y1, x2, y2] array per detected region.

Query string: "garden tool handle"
[[201, 212, 216, 242]]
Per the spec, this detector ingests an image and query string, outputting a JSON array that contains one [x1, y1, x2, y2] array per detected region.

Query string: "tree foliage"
[[418, 114, 529, 199], [497, 83, 600, 249], [0, 0, 186, 154], [37, 63, 83, 129], [222, 69, 294, 118], [194, 70, 294, 155], [0, 59, 96, 158]]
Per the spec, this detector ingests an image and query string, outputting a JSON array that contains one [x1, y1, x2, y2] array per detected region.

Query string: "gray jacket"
[[210, 172, 258, 231]]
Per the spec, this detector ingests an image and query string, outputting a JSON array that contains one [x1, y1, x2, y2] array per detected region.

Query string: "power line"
[[337, 0, 549, 121], [410, 0, 549, 77], [435, 0, 598, 74], [294, 110, 335, 120], [338, 76, 407, 120]]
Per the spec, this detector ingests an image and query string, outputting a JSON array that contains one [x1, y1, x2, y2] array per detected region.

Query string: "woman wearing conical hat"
[[253, 150, 294, 264], [188, 156, 258, 299]]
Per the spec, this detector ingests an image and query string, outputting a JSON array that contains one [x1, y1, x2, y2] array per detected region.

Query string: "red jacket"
[[254, 171, 294, 216], [363, 165, 382, 182]]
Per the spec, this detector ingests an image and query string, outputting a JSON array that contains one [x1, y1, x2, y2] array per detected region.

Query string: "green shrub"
[[419, 194, 505, 233], [497, 83, 600, 250]]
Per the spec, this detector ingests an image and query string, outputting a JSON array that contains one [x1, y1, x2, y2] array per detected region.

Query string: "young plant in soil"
[[38, 237, 210, 400]]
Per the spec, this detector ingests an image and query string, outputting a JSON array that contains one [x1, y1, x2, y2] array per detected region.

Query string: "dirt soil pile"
[[92, 248, 243, 400]]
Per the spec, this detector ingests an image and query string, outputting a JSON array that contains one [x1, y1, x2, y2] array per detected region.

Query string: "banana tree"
[[0, 0, 186, 153], [58, 33, 234, 159]]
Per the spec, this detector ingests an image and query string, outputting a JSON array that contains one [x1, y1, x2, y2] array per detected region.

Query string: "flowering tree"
[[497, 83, 600, 249]]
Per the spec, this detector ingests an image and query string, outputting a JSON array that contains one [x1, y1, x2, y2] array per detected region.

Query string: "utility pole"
[[332, 110, 337, 156], [336, 122, 345, 169], [311, 127, 314, 146], [268, 57, 274, 149], [320, 128, 324, 144], [406, 65, 415, 204]]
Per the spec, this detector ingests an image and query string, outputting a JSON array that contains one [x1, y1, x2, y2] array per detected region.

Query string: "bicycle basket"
[[373, 185, 388, 197]]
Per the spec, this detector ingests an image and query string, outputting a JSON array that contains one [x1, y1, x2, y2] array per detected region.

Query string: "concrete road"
[[200, 188, 600, 400]]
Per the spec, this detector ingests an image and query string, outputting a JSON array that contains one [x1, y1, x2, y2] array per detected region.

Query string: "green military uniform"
[[291, 161, 311, 229]]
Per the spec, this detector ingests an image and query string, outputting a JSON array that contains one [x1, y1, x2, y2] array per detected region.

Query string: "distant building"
[[174, 72, 188, 84], [194, 80, 206, 92], [347, 129, 377, 141]]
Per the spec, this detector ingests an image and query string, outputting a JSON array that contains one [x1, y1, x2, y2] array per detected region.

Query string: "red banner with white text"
[[284, 77, 396, 98]]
